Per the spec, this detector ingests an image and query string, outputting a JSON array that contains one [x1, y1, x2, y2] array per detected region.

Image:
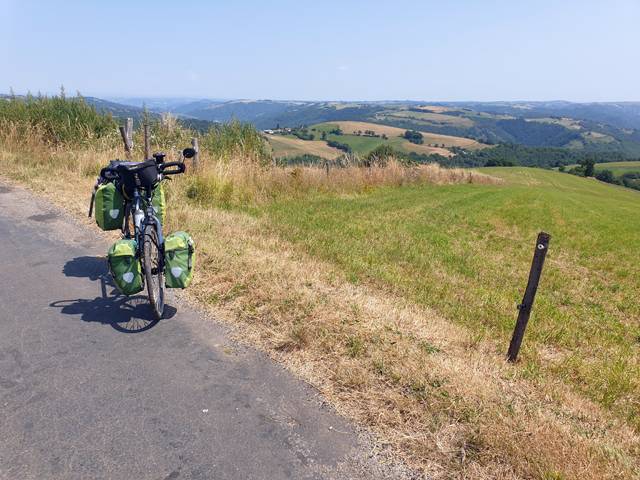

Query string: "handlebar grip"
[[160, 162, 186, 175], [100, 167, 119, 181]]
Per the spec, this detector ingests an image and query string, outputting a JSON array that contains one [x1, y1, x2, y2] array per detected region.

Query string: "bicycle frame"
[[124, 188, 165, 270]]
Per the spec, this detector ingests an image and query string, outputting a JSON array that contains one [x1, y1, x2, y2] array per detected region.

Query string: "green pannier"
[[95, 182, 125, 231], [151, 182, 166, 225], [164, 231, 195, 289], [107, 239, 144, 296]]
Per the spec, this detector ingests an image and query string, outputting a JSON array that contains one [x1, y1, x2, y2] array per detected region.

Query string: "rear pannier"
[[95, 182, 125, 231], [107, 239, 143, 296], [164, 231, 195, 289]]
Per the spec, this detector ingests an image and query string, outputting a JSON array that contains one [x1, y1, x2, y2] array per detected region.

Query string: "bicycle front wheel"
[[143, 224, 165, 319]]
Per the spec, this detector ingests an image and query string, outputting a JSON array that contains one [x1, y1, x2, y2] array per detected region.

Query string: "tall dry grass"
[[0, 119, 498, 207], [181, 156, 499, 207], [1, 125, 638, 479]]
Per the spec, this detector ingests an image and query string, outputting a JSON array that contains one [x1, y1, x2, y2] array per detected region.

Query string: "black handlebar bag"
[[116, 160, 160, 199]]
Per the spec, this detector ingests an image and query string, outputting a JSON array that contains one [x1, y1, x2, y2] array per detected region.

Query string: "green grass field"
[[595, 160, 640, 176], [310, 122, 457, 156], [260, 168, 640, 427], [312, 123, 389, 155]]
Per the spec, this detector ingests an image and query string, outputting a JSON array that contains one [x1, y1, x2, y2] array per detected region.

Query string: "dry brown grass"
[[1, 131, 638, 479], [181, 156, 498, 207]]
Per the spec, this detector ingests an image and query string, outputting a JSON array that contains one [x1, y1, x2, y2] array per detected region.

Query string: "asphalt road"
[[0, 183, 411, 480]]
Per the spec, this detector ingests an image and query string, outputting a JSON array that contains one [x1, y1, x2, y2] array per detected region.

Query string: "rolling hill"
[[266, 134, 342, 160], [310, 121, 483, 157], [152, 98, 640, 157], [16, 93, 640, 158]]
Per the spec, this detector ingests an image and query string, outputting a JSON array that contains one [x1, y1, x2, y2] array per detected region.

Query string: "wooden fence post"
[[143, 124, 150, 159], [191, 137, 199, 171], [507, 231, 551, 362], [126, 117, 133, 149], [119, 126, 132, 159]]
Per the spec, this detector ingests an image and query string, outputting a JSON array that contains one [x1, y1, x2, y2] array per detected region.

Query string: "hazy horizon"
[[3, 0, 640, 102]]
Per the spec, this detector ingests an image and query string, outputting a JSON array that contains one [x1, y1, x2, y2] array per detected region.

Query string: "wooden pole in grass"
[[191, 137, 199, 171], [126, 117, 134, 149], [143, 124, 151, 159], [507, 231, 551, 362], [119, 125, 132, 159]]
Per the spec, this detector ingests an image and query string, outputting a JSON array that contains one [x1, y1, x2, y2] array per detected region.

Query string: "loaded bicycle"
[[90, 148, 196, 320]]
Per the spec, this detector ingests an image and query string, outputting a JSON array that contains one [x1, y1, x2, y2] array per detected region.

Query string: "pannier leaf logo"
[[109, 209, 120, 219], [171, 267, 183, 278], [122, 272, 134, 283]]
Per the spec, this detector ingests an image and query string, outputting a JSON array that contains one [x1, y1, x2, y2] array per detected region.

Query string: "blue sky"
[[2, 0, 639, 101]]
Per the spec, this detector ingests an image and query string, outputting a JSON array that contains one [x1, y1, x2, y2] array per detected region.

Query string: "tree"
[[580, 158, 595, 177], [403, 130, 424, 144]]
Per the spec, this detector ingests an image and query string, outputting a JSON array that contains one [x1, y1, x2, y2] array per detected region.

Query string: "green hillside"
[[595, 160, 640, 176], [309, 121, 466, 157], [261, 168, 640, 428]]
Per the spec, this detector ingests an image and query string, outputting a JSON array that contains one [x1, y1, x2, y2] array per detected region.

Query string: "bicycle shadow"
[[52, 256, 176, 333]]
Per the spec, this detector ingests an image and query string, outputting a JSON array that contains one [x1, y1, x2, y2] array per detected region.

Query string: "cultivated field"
[[380, 109, 475, 127], [309, 121, 483, 157], [327, 121, 483, 150], [595, 160, 640, 175], [266, 133, 341, 159], [527, 117, 583, 130]]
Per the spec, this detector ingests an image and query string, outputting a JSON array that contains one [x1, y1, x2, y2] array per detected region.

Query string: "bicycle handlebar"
[[99, 166, 119, 181], [160, 162, 186, 176]]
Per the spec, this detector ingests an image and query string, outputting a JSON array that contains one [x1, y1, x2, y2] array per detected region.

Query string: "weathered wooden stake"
[[507, 231, 551, 362], [126, 117, 134, 148], [119, 126, 132, 158], [143, 124, 151, 159], [325, 161, 330, 176], [191, 137, 199, 171]]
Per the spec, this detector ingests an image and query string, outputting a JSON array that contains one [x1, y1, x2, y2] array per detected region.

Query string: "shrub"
[[595, 169, 617, 184], [292, 128, 314, 141], [365, 144, 400, 167], [0, 92, 118, 146], [275, 154, 325, 166], [201, 120, 270, 164], [485, 158, 516, 167], [327, 140, 352, 153]]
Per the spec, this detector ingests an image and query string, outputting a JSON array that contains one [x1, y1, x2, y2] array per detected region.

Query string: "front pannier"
[[107, 239, 143, 296], [151, 182, 166, 224], [164, 231, 195, 288], [95, 182, 125, 231]]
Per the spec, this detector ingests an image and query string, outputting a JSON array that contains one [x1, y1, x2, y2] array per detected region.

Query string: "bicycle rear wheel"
[[143, 224, 165, 319]]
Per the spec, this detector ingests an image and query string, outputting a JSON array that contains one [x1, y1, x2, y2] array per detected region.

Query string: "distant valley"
[[92, 96, 640, 159], [5, 93, 636, 163]]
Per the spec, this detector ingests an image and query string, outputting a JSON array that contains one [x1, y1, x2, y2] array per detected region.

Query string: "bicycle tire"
[[143, 224, 165, 319]]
